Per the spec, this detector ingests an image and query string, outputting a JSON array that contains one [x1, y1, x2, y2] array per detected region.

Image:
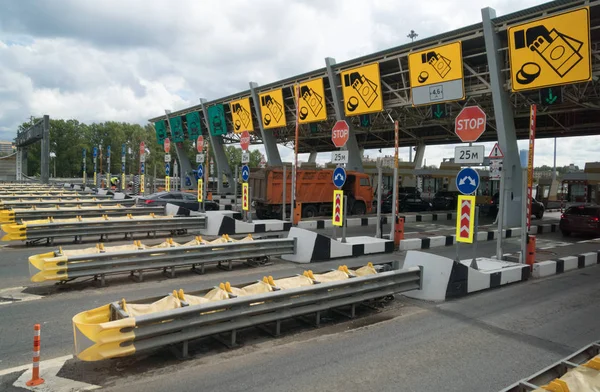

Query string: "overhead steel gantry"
[[150, 0, 600, 225]]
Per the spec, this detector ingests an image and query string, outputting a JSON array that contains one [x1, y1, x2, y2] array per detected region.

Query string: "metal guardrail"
[[0, 198, 136, 209], [500, 341, 600, 391], [1, 214, 206, 244], [29, 237, 295, 284], [0, 205, 164, 224], [72, 264, 422, 361], [0, 191, 81, 196], [0, 194, 112, 200]]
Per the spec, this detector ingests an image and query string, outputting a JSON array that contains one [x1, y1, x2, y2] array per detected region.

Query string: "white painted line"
[[0, 287, 44, 306]]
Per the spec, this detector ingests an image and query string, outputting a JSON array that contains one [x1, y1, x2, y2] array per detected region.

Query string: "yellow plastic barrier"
[[0, 210, 15, 223], [72, 263, 378, 361]]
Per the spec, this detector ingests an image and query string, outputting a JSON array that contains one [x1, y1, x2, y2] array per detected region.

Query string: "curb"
[[298, 212, 456, 230], [532, 250, 600, 278], [399, 223, 559, 251]]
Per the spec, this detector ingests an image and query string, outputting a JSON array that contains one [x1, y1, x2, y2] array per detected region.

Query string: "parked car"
[[432, 191, 460, 210], [139, 191, 219, 211], [559, 205, 600, 237], [488, 192, 545, 219], [378, 193, 432, 213]]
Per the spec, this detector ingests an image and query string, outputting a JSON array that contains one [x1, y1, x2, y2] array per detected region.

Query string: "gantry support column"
[[413, 143, 426, 169], [40, 115, 50, 184], [325, 57, 364, 172], [200, 98, 234, 193], [249, 82, 282, 166], [482, 7, 524, 227], [308, 151, 318, 163], [164, 110, 194, 190]]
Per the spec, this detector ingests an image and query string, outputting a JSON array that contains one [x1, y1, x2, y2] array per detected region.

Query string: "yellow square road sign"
[[456, 195, 476, 244], [340, 63, 383, 116], [408, 41, 465, 106], [229, 97, 254, 133], [297, 78, 327, 124], [242, 182, 249, 211], [508, 7, 591, 92], [258, 88, 286, 129]]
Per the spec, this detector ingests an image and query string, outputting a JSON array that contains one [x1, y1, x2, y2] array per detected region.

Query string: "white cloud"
[[0, 0, 596, 170]]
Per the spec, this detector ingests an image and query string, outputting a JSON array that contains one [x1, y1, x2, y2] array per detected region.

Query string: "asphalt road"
[[96, 264, 600, 392], [0, 210, 596, 391]]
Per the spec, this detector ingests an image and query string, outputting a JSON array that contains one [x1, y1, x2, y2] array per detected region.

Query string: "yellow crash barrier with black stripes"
[[0, 204, 163, 224], [72, 263, 394, 361]]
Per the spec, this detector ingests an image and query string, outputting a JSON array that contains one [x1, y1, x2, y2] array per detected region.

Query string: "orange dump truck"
[[248, 168, 374, 219]]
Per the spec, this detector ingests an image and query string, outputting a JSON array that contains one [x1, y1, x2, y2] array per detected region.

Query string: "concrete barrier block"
[[419, 214, 433, 222], [580, 252, 596, 267], [532, 260, 557, 278], [500, 267, 523, 284], [511, 227, 522, 237], [399, 238, 422, 251], [428, 236, 447, 248], [403, 215, 417, 223], [476, 231, 488, 241], [297, 221, 317, 230], [561, 256, 579, 271], [346, 218, 362, 227]]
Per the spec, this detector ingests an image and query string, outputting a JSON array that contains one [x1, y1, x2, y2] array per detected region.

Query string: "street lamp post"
[[50, 152, 56, 178]]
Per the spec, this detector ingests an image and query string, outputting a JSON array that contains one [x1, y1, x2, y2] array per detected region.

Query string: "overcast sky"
[[0, 0, 594, 168]]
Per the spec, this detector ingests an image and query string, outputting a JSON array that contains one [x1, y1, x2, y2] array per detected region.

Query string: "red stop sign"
[[332, 120, 349, 148], [240, 131, 250, 151], [197, 135, 204, 153], [164, 138, 170, 153], [139, 141, 145, 156], [455, 106, 487, 143]]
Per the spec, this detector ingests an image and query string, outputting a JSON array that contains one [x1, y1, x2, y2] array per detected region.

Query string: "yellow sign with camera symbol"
[[296, 78, 327, 123], [340, 63, 383, 116], [258, 88, 287, 129], [408, 41, 465, 106], [229, 97, 254, 133], [508, 7, 591, 92]]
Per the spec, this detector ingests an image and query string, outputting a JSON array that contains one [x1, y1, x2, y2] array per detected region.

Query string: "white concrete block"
[[532, 260, 558, 278], [323, 220, 333, 228], [403, 251, 454, 302], [297, 221, 317, 230], [500, 266, 523, 284], [419, 214, 433, 222], [428, 236, 447, 248], [528, 226, 538, 234], [347, 218, 362, 227], [282, 228, 317, 263], [510, 227, 521, 237], [399, 238, 422, 251], [561, 256, 579, 271], [476, 231, 488, 241], [581, 252, 597, 267], [403, 215, 417, 223], [367, 217, 379, 225], [467, 266, 490, 293], [329, 239, 354, 258], [345, 236, 387, 254]]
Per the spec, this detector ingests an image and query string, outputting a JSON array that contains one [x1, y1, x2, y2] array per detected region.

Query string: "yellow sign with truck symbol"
[[258, 88, 287, 129], [408, 41, 465, 106], [340, 63, 383, 116], [229, 97, 254, 133], [508, 7, 591, 92], [297, 78, 327, 123]]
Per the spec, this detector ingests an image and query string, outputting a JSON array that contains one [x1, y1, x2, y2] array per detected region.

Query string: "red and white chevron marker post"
[[456, 195, 476, 243], [332, 190, 343, 227]]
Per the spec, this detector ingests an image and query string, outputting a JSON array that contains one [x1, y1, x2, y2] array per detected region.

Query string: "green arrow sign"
[[431, 104, 446, 119]]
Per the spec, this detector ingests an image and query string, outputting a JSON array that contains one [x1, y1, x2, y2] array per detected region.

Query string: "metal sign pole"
[[234, 166, 238, 211], [521, 167, 528, 263], [496, 169, 505, 260], [292, 84, 300, 225], [248, 186, 253, 223], [390, 120, 399, 241], [282, 165, 287, 221], [471, 206, 479, 269], [342, 195, 348, 243], [376, 161, 382, 238]]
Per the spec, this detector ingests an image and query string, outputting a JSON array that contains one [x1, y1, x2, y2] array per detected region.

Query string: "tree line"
[[20, 119, 264, 178]]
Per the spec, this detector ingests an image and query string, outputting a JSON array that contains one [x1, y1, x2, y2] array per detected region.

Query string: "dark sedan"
[[559, 205, 600, 237], [432, 191, 460, 210], [488, 192, 545, 219], [139, 191, 219, 211], [378, 193, 432, 213]]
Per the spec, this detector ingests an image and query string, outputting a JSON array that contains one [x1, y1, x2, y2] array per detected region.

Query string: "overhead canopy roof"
[[149, 0, 600, 153]]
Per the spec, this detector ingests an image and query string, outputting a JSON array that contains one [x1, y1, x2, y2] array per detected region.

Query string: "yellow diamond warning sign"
[[259, 88, 286, 129], [340, 63, 383, 116], [297, 78, 327, 124], [508, 7, 591, 92], [229, 97, 254, 133]]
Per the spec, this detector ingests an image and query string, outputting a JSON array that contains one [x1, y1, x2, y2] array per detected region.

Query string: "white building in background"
[[0, 141, 14, 155]]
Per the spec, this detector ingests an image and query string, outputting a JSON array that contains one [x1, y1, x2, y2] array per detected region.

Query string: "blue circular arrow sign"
[[197, 164, 204, 178], [241, 165, 250, 182], [332, 166, 346, 188], [165, 162, 170, 176], [456, 167, 480, 195]]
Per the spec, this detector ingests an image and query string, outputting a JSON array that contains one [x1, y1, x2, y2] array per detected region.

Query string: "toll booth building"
[[561, 162, 600, 205]]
